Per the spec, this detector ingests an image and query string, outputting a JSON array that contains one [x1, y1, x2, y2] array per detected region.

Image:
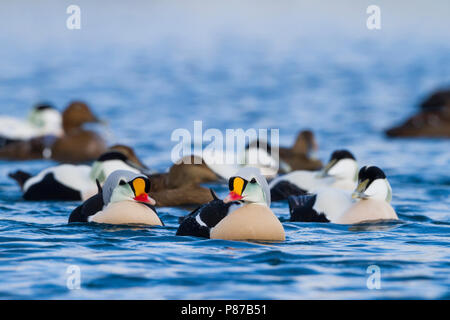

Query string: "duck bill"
[[94, 117, 108, 126], [224, 176, 246, 203], [224, 191, 243, 203], [134, 193, 156, 205], [351, 192, 364, 199], [131, 177, 154, 205], [317, 159, 336, 178], [89, 113, 107, 126]]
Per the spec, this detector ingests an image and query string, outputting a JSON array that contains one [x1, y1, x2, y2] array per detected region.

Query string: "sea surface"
[[0, 1, 449, 299]]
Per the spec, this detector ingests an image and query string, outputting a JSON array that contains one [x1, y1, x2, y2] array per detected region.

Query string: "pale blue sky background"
[[0, 1, 449, 50]]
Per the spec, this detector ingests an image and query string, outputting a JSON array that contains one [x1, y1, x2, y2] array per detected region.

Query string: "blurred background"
[[0, 1, 449, 299], [1, 1, 449, 168]]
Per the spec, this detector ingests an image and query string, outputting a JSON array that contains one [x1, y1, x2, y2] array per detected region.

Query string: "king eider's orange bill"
[[224, 177, 246, 203], [132, 178, 155, 205]]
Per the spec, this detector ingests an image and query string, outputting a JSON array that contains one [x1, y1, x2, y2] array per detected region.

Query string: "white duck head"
[[102, 170, 156, 207], [28, 104, 63, 136], [90, 151, 146, 185], [319, 149, 358, 181]]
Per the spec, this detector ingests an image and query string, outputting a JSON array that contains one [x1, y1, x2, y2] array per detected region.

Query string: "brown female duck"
[[50, 101, 107, 162], [148, 155, 217, 207], [279, 130, 323, 171], [385, 89, 450, 138]]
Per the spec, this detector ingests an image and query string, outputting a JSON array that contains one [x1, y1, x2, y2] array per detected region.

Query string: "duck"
[[145, 155, 216, 207], [108, 144, 150, 173], [176, 167, 285, 241], [68, 170, 163, 226], [0, 101, 107, 162], [0, 103, 62, 147], [288, 166, 398, 224], [9, 147, 144, 201], [385, 89, 450, 138], [155, 155, 219, 188], [50, 101, 107, 163], [269, 149, 358, 201], [278, 130, 323, 171]]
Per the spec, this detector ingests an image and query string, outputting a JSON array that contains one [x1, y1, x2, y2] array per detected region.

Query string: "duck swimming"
[[288, 166, 398, 224], [0, 101, 107, 162], [269, 149, 358, 201], [278, 130, 323, 171], [108, 144, 150, 173], [50, 101, 107, 163], [69, 170, 162, 225], [146, 155, 216, 207], [0, 103, 62, 147], [176, 167, 285, 241], [385, 89, 450, 138], [9, 148, 144, 201]]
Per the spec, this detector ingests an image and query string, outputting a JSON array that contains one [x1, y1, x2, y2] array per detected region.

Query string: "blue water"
[[0, 1, 450, 299]]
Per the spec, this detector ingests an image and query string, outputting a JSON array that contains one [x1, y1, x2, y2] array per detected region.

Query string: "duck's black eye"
[[250, 178, 256, 183], [119, 180, 127, 186]]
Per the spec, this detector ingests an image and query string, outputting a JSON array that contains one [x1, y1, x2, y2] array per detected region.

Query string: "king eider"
[[9, 149, 144, 201], [288, 166, 398, 224], [176, 167, 285, 241], [269, 149, 358, 201], [69, 170, 163, 226]]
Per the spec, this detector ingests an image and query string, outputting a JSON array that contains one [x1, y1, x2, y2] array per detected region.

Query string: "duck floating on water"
[[269, 149, 358, 201], [50, 101, 107, 163], [0, 101, 107, 163], [176, 167, 285, 241], [148, 155, 217, 207], [385, 89, 450, 138], [288, 166, 398, 224], [0, 103, 62, 147], [9, 147, 144, 201], [69, 170, 162, 226]]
